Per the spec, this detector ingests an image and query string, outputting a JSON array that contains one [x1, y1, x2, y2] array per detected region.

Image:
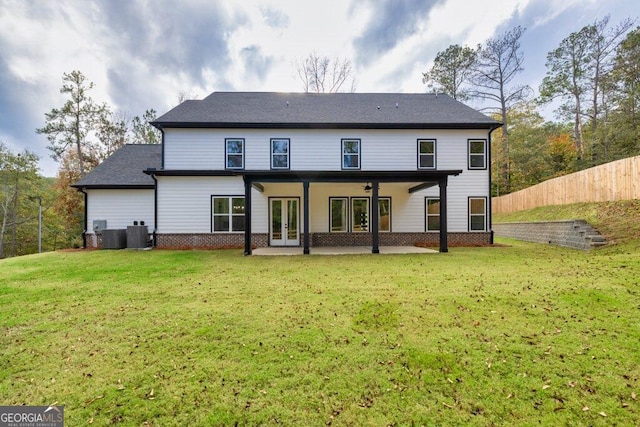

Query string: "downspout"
[[488, 125, 500, 245], [151, 173, 158, 247], [79, 187, 88, 248], [160, 128, 165, 169], [152, 125, 163, 247]]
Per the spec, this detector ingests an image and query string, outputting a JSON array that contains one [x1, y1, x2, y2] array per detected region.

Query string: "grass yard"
[[1, 227, 639, 424]]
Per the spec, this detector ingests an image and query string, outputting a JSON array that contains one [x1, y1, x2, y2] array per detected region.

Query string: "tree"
[[422, 44, 477, 100], [603, 26, 640, 160], [36, 70, 108, 175], [52, 151, 95, 249], [470, 26, 531, 194], [546, 132, 578, 177], [539, 25, 593, 160], [585, 16, 634, 136], [296, 53, 356, 93], [96, 110, 129, 160], [0, 142, 43, 258], [539, 16, 634, 163], [131, 109, 161, 144]]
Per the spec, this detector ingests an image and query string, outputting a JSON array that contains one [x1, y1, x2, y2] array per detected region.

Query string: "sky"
[[0, 0, 638, 177]]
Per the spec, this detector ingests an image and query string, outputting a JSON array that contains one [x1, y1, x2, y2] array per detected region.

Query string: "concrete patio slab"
[[252, 246, 438, 256]]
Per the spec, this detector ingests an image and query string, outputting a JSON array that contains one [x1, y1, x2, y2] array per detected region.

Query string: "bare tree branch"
[[295, 53, 356, 93]]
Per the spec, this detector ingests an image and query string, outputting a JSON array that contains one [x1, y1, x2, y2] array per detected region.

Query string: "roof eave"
[[145, 169, 463, 181], [71, 184, 155, 190], [152, 121, 501, 130]]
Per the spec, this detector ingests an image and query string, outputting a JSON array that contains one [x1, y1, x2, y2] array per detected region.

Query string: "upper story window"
[[342, 139, 361, 170], [271, 138, 290, 169], [468, 139, 487, 170], [225, 138, 244, 170], [418, 139, 436, 169]]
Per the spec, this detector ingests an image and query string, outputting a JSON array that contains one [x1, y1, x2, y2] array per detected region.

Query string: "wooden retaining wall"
[[493, 156, 640, 214]]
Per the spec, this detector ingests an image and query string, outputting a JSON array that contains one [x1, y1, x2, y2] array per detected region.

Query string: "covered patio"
[[243, 170, 462, 255]]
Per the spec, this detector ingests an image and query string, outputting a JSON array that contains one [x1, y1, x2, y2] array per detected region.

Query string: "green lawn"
[[1, 237, 639, 425]]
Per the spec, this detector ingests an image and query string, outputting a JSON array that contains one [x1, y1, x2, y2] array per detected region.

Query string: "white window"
[[418, 139, 436, 169], [342, 139, 361, 169], [225, 139, 244, 169], [426, 198, 440, 231], [468, 139, 487, 169], [469, 197, 487, 231], [330, 198, 348, 232], [271, 138, 290, 169], [212, 196, 245, 232]]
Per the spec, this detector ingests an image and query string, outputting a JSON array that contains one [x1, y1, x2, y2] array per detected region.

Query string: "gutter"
[[150, 173, 158, 247], [487, 125, 502, 245], [78, 187, 88, 248]]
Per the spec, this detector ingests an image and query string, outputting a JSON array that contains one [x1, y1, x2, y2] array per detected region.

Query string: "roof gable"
[[153, 92, 501, 129], [72, 144, 161, 188]]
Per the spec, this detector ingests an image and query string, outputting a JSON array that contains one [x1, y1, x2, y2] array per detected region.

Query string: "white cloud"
[[0, 0, 636, 176]]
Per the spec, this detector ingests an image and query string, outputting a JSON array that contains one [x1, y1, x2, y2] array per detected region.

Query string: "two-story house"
[[73, 92, 501, 254]]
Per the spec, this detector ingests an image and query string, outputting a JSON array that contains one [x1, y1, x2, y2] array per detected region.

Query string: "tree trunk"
[[0, 189, 9, 259], [501, 96, 510, 194], [10, 182, 18, 257], [574, 97, 584, 159], [76, 104, 84, 176]]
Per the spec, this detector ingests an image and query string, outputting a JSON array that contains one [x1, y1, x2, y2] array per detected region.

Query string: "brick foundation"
[[86, 233, 102, 249], [155, 233, 269, 249], [153, 232, 491, 249]]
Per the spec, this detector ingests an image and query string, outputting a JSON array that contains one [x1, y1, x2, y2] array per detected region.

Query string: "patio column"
[[243, 176, 252, 256], [303, 180, 310, 254], [371, 181, 379, 253], [439, 177, 448, 253]]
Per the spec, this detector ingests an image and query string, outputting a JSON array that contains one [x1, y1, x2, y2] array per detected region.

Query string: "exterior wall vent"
[[93, 220, 107, 233]]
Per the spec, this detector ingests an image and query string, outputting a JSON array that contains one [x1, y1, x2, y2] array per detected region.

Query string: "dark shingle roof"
[[72, 144, 161, 188], [153, 92, 501, 129]]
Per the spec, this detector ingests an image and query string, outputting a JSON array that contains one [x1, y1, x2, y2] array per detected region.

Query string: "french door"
[[270, 198, 300, 246]]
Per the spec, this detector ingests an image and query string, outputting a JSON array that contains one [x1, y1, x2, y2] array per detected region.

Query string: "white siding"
[[155, 178, 488, 234], [306, 182, 481, 233], [159, 127, 492, 234], [156, 176, 267, 233], [163, 128, 492, 172], [163, 129, 224, 169], [86, 189, 154, 233]]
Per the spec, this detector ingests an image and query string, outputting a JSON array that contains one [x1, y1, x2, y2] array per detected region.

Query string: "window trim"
[[329, 197, 349, 233], [468, 197, 487, 231], [211, 195, 245, 233], [468, 138, 487, 170], [341, 138, 361, 170], [350, 196, 370, 232], [417, 139, 437, 170], [425, 197, 440, 232], [225, 138, 245, 170], [270, 138, 290, 170]]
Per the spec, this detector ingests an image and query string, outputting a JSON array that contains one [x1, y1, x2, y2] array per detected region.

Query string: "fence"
[[492, 155, 640, 214]]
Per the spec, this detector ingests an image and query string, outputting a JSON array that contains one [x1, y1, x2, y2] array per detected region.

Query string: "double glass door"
[[270, 198, 299, 246]]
